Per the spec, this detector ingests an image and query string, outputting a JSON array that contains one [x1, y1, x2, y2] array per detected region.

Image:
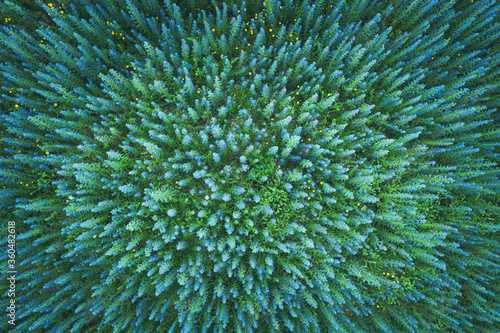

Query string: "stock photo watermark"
[[6, 221, 17, 326]]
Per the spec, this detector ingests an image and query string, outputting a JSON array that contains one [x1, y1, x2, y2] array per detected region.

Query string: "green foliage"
[[1, 0, 499, 332]]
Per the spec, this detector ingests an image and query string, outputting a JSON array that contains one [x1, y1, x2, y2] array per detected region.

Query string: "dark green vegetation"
[[0, 0, 499, 332]]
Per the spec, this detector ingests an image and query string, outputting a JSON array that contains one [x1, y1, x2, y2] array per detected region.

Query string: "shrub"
[[0, 0, 499, 332]]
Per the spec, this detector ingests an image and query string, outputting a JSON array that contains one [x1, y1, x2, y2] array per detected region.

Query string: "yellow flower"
[[320, 182, 323, 185], [307, 180, 310, 183], [357, 203, 360, 206], [45, 151, 49, 155], [307, 197, 310, 200], [54, 103, 57, 106], [15, 104, 18, 108], [20, 181, 22, 184], [346, 210, 349, 212]]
